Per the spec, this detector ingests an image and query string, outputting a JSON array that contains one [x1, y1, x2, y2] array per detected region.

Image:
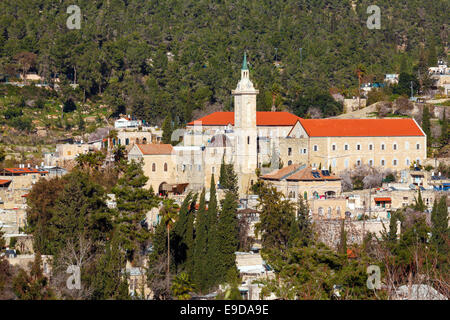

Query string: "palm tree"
[[159, 198, 179, 288]]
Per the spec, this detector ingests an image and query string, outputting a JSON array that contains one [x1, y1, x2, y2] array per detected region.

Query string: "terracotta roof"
[[374, 197, 391, 202], [187, 111, 302, 126], [286, 167, 341, 181], [260, 164, 302, 180], [136, 144, 173, 155], [299, 118, 424, 137], [2, 168, 49, 175], [0, 179, 11, 186]]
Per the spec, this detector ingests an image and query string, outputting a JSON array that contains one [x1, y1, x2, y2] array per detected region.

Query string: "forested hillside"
[[0, 0, 448, 125]]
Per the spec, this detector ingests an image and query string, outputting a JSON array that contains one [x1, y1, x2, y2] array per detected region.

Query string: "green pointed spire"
[[242, 52, 248, 70]]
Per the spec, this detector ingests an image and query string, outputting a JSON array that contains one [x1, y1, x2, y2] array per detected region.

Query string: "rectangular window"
[[416, 143, 420, 150]]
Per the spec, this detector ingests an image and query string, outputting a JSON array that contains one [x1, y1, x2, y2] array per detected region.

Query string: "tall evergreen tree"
[[289, 195, 313, 247], [161, 113, 174, 145], [90, 231, 130, 300], [422, 105, 431, 147], [112, 160, 159, 261], [431, 196, 449, 256], [205, 174, 220, 289], [414, 189, 426, 212], [173, 192, 193, 270], [215, 191, 239, 284], [337, 219, 347, 256], [441, 109, 448, 147], [192, 189, 208, 292]]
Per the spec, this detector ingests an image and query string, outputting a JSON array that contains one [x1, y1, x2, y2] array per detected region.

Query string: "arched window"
[[126, 138, 129, 145], [344, 144, 349, 151], [288, 160, 292, 166], [247, 136, 250, 144], [164, 163, 168, 172], [393, 159, 398, 166], [288, 147, 292, 156], [356, 144, 361, 151], [118, 139, 121, 145], [152, 163, 156, 172], [381, 143, 385, 151], [136, 138, 140, 144], [381, 159, 385, 166], [313, 145, 318, 152], [318, 207, 324, 216], [112, 138, 116, 146], [304, 191, 307, 200], [143, 137, 147, 144], [369, 144, 373, 151], [416, 143, 420, 150], [332, 144, 336, 151], [393, 143, 397, 150], [327, 207, 332, 219], [369, 159, 373, 166], [356, 159, 361, 166]]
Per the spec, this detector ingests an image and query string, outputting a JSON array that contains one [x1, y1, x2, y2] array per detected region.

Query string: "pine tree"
[[215, 191, 239, 284], [192, 188, 208, 291], [112, 160, 159, 261]]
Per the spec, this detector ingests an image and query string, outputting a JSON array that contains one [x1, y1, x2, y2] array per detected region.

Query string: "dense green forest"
[[0, 0, 448, 125]]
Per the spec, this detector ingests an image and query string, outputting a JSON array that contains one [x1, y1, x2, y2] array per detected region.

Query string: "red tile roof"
[[0, 179, 11, 186], [136, 144, 173, 155], [374, 197, 391, 202], [2, 168, 48, 175], [299, 118, 424, 137], [188, 111, 302, 126]]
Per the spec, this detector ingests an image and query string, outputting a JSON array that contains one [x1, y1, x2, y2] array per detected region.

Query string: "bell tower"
[[232, 53, 259, 192]]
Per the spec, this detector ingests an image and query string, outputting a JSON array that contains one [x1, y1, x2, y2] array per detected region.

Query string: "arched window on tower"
[[247, 136, 250, 144], [164, 163, 168, 172], [152, 163, 156, 172]]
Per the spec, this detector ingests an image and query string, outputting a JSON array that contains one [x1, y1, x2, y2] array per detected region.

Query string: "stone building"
[[129, 54, 427, 198]]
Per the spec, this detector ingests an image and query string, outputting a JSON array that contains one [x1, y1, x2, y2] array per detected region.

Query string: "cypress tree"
[[161, 114, 173, 144], [215, 191, 239, 284], [205, 174, 219, 289], [414, 189, 426, 212], [431, 196, 449, 256], [185, 194, 197, 276], [173, 192, 193, 269], [422, 106, 431, 147], [338, 219, 347, 256], [289, 195, 313, 247], [219, 155, 226, 187], [192, 189, 208, 291], [441, 109, 448, 147]]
